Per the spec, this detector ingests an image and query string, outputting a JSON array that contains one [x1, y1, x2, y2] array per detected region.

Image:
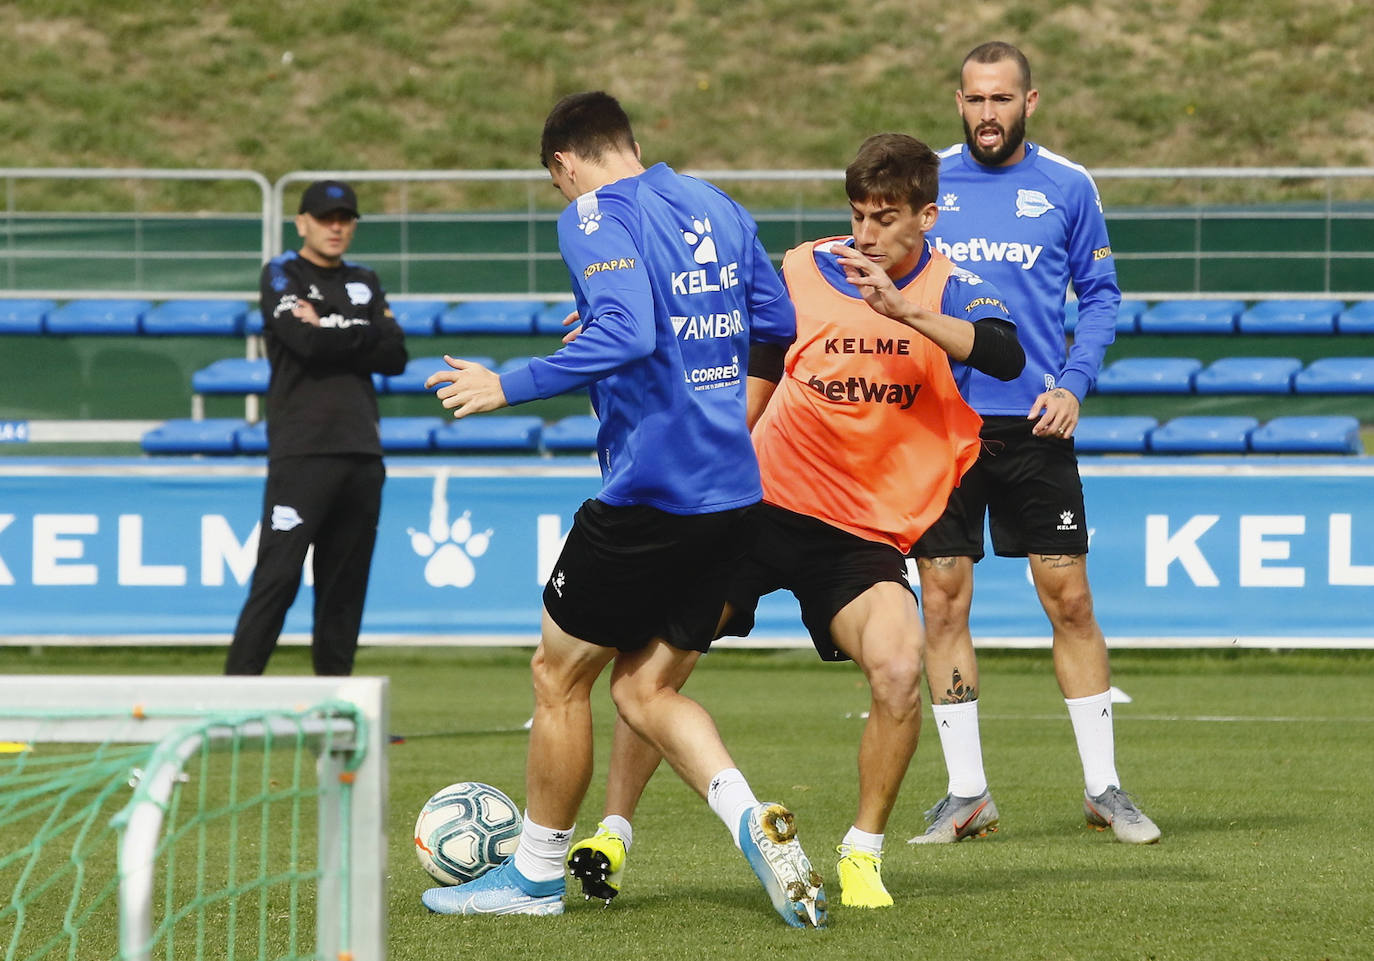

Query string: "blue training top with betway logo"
[[499, 163, 796, 515], [933, 141, 1121, 415]]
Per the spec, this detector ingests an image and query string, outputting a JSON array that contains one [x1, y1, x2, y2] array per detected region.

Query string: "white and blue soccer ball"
[[414, 781, 522, 885]]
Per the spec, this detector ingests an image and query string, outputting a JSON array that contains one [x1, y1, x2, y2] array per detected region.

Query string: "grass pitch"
[[4, 645, 1372, 961]]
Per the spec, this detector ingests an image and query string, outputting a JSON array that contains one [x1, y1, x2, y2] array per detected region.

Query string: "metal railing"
[[0, 166, 1371, 300]]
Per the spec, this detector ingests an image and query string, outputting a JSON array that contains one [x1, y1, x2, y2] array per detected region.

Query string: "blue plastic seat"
[[1095, 357, 1201, 394], [0, 298, 55, 334], [235, 420, 268, 454], [1193, 357, 1300, 394], [384, 355, 496, 393], [379, 417, 441, 451], [535, 301, 579, 336], [390, 299, 447, 336], [1337, 301, 1374, 334], [1070, 416, 1157, 454], [1148, 416, 1257, 453], [438, 300, 539, 335], [142, 300, 248, 336], [1138, 299, 1243, 334], [1238, 299, 1340, 335], [141, 418, 243, 455], [432, 416, 543, 452], [47, 298, 151, 335], [191, 358, 271, 394], [1249, 416, 1362, 454], [1065, 298, 1145, 335], [1293, 358, 1374, 394], [542, 414, 600, 453], [243, 311, 264, 335]]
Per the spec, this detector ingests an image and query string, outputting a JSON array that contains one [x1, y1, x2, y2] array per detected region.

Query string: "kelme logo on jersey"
[[933, 237, 1044, 271], [1015, 189, 1055, 219], [805, 373, 921, 409], [940, 193, 960, 211], [681, 217, 718, 264], [575, 194, 601, 235], [583, 257, 636, 280]]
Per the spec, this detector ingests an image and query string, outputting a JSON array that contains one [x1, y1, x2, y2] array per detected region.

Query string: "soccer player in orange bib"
[[569, 133, 1025, 909]]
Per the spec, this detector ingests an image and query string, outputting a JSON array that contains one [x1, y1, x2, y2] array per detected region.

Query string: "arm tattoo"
[[939, 667, 978, 705]]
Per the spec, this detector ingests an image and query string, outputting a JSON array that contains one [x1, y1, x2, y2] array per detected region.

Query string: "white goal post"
[[0, 675, 388, 961]]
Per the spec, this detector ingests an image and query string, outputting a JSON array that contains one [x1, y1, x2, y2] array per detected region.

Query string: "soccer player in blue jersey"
[[908, 42, 1161, 845], [420, 91, 826, 926]]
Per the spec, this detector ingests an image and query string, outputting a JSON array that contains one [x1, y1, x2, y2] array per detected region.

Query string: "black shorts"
[[911, 416, 1089, 561], [542, 499, 750, 654], [719, 503, 912, 662]]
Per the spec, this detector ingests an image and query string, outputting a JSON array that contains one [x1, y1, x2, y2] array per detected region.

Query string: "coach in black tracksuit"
[[225, 180, 408, 676]]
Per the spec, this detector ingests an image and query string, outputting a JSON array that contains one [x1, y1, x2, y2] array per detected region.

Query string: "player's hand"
[[424, 356, 509, 418], [559, 309, 583, 345], [829, 243, 911, 322], [1029, 386, 1080, 438], [291, 298, 322, 326]]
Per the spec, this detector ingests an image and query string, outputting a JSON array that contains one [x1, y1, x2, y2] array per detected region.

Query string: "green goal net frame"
[[0, 676, 387, 961]]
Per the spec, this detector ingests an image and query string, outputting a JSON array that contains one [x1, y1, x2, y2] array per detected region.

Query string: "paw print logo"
[[1060, 510, 1076, 528], [578, 210, 601, 235], [408, 469, 493, 588], [681, 217, 718, 264]]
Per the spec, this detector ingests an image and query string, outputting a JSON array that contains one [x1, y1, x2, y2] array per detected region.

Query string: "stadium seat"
[[1148, 416, 1258, 453], [140, 418, 243, 455], [1337, 300, 1374, 334], [1071, 416, 1157, 454], [390, 299, 447, 336], [384, 356, 496, 393], [1193, 357, 1300, 394], [191, 358, 270, 394], [46, 298, 151, 335], [1238, 299, 1341, 335], [1095, 357, 1201, 394], [432, 415, 543, 452], [379, 417, 442, 451], [1292, 357, 1374, 393], [243, 311, 264, 335], [1249, 416, 1362, 454], [1064, 298, 1145, 335], [0, 298, 55, 334], [542, 414, 600, 453], [438, 300, 539, 335], [1137, 299, 1243, 334], [142, 299, 248, 336], [535, 300, 579, 336], [497, 356, 537, 376], [235, 420, 268, 454]]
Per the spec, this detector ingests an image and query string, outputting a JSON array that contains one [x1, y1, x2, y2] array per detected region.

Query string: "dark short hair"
[[961, 40, 1033, 92], [539, 91, 636, 169], [845, 134, 940, 211]]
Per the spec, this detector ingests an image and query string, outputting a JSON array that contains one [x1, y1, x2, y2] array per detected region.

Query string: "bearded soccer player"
[[568, 133, 1025, 910], [908, 41, 1161, 846]]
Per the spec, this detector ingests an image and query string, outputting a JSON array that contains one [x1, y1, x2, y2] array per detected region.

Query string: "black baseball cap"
[[298, 180, 359, 218]]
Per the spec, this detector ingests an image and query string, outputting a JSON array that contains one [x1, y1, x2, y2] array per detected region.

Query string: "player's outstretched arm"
[[425, 355, 509, 418]]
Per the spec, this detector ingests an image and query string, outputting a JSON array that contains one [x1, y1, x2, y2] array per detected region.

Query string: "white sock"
[[706, 768, 758, 849], [841, 826, 884, 856], [602, 814, 633, 851], [512, 813, 573, 883], [1065, 691, 1120, 797], [931, 700, 988, 797]]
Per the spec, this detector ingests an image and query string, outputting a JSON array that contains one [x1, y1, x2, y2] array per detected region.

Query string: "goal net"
[[0, 676, 387, 961]]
